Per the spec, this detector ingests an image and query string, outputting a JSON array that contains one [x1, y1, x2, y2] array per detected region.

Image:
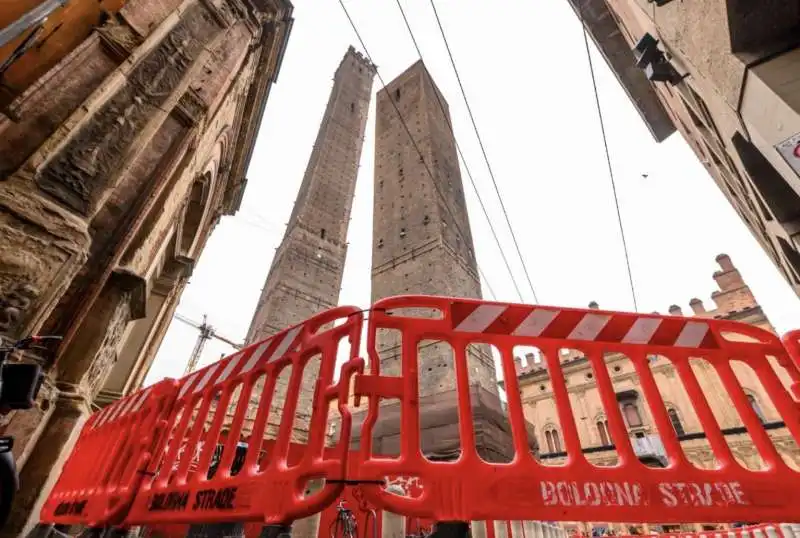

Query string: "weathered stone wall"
[[0, 0, 293, 534]]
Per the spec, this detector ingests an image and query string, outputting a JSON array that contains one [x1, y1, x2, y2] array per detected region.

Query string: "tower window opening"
[[400, 228, 406, 238], [394, 88, 401, 101], [350, 103, 354, 112], [423, 215, 430, 225], [320, 229, 326, 239]]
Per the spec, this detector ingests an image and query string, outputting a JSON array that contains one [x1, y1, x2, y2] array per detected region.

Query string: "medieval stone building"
[[511, 254, 799, 536], [0, 0, 293, 533]]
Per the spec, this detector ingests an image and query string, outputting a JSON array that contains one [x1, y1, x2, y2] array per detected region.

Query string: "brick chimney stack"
[[689, 298, 706, 314], [588, 301, 599, 309], [513, 356, 524, 374], [668, 305, 684, 316], [713, 254, 745, 292]]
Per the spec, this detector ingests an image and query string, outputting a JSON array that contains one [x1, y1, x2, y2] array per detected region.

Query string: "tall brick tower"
[[247, 47, 375, 342], [364, 61, 532, 461], [244, 47, 374, 441], [371, 61, 496, 394]]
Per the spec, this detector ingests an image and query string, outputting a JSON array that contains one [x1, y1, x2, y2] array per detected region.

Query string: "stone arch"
[[178, 130, 230, 258], [178, 173, 211, 257]]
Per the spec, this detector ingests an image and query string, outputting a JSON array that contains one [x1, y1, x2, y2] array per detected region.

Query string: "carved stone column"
[[4, 279, 134, 536], [54, 278, 133, 393], [97, 255, 191, 405], [3, 393, 91, 538], [0, 180, 91, 341]]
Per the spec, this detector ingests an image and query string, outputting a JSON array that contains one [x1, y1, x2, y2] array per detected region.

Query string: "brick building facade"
[[510, 254, 798, 536], [0, 0, 292, 533], [569, 0, 800, 297]]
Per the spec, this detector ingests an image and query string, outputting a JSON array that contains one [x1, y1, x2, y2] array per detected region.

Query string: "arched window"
[[596, 420, 610, 446], [180, 175, 209, 255], [667, 408, 685, 436], [552, 429, 562, 452], [747, 394, 766, 423], [622, 403, 643, 427], [544, 427, 562, 453]]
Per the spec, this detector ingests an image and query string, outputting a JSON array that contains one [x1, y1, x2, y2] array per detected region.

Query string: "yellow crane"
[[173, 313, 243, 375]]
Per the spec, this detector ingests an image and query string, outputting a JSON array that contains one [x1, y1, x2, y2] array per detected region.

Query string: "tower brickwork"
[[371, 61, 497, 397], [356, 61, 532, 463], [245, 47, 374, 442], [247, 47, 375, 343]]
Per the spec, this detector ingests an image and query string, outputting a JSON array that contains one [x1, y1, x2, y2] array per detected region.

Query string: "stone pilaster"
[[3, 393, 91, 538]]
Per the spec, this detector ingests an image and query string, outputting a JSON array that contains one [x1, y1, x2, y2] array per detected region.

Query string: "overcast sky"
[[144, 0, 800, 385]]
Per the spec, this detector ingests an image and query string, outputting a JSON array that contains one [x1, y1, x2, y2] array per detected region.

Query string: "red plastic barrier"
[[351, 296, 800, 523], [39, 379, 179, 527], [604, 523, 788, 538], [124, 305, 364, 527]]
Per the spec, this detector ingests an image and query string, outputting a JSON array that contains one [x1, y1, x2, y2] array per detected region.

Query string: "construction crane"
[[174, 313, 243, 375]]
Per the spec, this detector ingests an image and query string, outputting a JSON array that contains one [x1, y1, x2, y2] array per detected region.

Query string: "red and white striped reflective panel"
[[450, 302, 717, 349], [89, 386, 152, 429], [175, 323, 304, 400]]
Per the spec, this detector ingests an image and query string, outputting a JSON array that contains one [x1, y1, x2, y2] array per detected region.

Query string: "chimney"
[[668, 304, 683, 316], [716, 253, 734, 272], [689, 298, 706, 314], [513, 356, 523, 374], [588, 301, 599, 310], [713, 253, 744, 291]]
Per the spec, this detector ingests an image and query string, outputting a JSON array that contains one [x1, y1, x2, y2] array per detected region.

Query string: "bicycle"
[[0, 334, 61, 529], [331, 500, 360, 538]]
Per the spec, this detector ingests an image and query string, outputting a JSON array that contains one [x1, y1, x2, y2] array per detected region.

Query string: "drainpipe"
[[0, 0, 68, 49]]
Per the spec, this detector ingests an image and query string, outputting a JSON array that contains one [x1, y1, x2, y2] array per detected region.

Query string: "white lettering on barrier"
[[540, 480, 748, 508]]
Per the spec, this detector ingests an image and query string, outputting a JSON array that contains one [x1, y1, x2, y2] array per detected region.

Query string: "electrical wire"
[[427, 0, 540, 304], [577, 8, 639, 312], [393, 0, 523, 303], [336, 0, 501, 300]]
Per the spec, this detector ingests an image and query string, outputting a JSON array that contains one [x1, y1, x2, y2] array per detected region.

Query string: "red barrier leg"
[[259, 524, 293, 538]]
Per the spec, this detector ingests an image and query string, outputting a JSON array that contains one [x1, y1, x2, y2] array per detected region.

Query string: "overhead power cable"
[[427, 0, 540, 304], [393, 0, 524, 303], [577, 6, 639, 312], [335, 0, 502, 300]]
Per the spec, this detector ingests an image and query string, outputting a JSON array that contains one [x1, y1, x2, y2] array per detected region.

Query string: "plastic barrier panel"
[[600, 523, 789, 538], [351, 295, 800, 523], [39, 378, 179, 527], [125, 305, 364, 527]]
